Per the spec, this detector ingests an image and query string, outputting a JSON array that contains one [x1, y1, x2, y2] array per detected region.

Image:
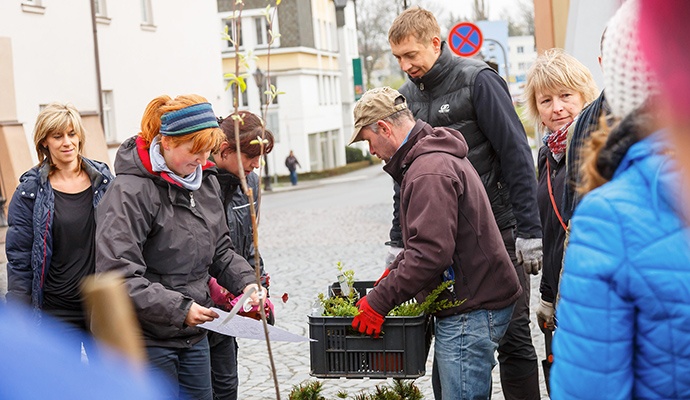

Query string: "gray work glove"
[[384, 246, 403, 267], [515, 237, 543, 275], [536, 299, 555, 331]]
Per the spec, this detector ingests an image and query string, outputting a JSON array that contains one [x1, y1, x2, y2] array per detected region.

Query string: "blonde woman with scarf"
[[522, 48, 597, 376]]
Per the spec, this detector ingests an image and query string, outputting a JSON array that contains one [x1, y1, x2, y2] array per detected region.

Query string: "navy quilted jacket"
[[551, 131, 690, 399], [5, 158, 113, 309]]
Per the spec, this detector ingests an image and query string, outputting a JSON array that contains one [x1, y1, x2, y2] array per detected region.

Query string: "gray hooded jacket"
[[95, 136, 255, 348]]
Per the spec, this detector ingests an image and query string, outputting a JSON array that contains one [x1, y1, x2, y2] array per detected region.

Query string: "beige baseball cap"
[[349, 87, 408, 144]]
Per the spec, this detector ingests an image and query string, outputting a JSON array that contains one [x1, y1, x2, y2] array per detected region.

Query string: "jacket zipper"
[[190, 192, 196, 208]]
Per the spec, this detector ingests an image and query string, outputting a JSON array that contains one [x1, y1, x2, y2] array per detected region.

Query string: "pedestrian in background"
[[5, 102, 113, 359], [386, 7, 542, 399], [284, 150, 301, 186], [208, 110, 275, 400], [349, 87, 521, 400], [551, 1, 690, 398], [95, 94, 263, 400]]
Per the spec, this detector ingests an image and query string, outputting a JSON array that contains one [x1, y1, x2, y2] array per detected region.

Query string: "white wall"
[[0, 0, 228, 165], [0, 0, 99, 164], [98, 0, 228, 162], [565, 0, 622, 89]]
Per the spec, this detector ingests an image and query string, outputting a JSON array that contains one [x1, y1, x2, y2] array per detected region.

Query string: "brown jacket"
[[367, 120, 521, 317]]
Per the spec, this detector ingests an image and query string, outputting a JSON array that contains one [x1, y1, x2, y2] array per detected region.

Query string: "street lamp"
[[253, 67, 272, 191], [484, 38, 511, 86]]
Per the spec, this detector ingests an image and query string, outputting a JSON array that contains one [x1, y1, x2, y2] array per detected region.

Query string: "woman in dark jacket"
[[95, 95, 262, 400], [523, 48, 597, 333], [5, 102, 114, 357], [207, 111, 275, 400]]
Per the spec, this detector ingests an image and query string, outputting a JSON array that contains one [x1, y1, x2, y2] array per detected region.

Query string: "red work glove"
[[352, 297, 385, 338], [374, 268, 391, 287]]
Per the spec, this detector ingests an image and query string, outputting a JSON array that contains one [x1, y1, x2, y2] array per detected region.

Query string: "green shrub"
[[345, 146, 367, 163]]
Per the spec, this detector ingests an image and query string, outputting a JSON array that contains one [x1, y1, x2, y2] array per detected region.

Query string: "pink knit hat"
[[637, 0, 690, 121]]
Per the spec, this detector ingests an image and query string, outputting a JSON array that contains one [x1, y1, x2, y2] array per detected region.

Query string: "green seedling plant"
[[289, 379, 422, 400], [318, 266, 465, 318]]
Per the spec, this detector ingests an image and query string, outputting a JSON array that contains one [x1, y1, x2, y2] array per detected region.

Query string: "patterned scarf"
[[543, 119, 576, 162]]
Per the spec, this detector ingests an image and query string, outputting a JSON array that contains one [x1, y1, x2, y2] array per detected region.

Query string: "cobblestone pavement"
[[236, 165, 550, 399], [0, 164, 550, 399]]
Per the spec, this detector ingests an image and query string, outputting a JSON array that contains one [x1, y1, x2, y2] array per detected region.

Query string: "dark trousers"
[[43, 308, 99, 363], [433, 227, 540, 400], [147, 336, 213, 400], [209, 332, 239, 400], [496, 227, 540, 400]]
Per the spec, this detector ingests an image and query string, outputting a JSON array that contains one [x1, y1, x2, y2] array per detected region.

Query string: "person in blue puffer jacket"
[[551, 111, 690, 399], [551, 2, 690, 397], [5, 102, 113, 357]]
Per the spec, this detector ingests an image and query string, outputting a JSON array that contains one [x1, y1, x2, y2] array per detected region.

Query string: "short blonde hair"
[[33, 102, 86, 172], [139, 94, 225, 154], [523, 48, 599, 127], [388, 6, 440, 45]]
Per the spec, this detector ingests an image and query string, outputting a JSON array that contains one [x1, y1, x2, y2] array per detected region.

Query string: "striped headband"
[[160, 102, 219, 136]]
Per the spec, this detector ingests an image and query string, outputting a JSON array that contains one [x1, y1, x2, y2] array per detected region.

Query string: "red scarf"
[[546, 120, 575, 158]]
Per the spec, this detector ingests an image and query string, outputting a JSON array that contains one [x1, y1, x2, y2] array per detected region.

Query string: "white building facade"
[[508, 35, 538, 101], [0, 0, 229, 170], [217, 0, 359, 176]]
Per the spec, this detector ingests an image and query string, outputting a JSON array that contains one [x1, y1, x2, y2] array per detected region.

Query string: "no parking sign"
[[448, 22, 483, 57]]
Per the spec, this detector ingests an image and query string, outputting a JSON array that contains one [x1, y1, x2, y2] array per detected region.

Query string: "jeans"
[[147, 336, 213, 400], [289, 170, 298, 185], [209, 332, 239, 400], [434, 304, 515, 400]]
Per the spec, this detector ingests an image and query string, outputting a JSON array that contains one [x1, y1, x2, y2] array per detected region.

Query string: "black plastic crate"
[[309, 281, 432, 379]]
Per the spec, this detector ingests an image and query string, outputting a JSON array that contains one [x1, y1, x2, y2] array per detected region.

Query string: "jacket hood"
[[114, 135, 216, 188], [616, 129, 681, 217], [384, 120, 469, 182]]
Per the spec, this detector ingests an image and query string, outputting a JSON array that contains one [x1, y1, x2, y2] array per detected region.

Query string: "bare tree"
[[356, 0, 399, 88], [521, 0, 535, 35], [473, 0, 489, 21], [501, 0, 534, 36]]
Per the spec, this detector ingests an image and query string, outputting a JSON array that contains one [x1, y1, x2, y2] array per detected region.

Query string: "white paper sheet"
[[199, 307, 313, 343]]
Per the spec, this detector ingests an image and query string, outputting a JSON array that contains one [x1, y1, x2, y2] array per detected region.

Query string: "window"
[[140, 0, 153, 25], [314, 19, 321, 49], [517, 46, 524, 54], [93, 0, 107, 17], [21, 0, 45, 14], [102, 90, 117, 143], [259, 76, 278, 106], [254, 16, 271, 46], [266, 110, 280, 142], [227, 82, 248, 109], [226, 18, 243, 49]]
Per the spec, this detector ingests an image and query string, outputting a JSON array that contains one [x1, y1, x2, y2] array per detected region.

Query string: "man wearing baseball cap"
[[350, 87, 521, 400]]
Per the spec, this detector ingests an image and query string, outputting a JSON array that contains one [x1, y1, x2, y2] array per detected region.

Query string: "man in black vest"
[[385, 7, 542, 400]]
